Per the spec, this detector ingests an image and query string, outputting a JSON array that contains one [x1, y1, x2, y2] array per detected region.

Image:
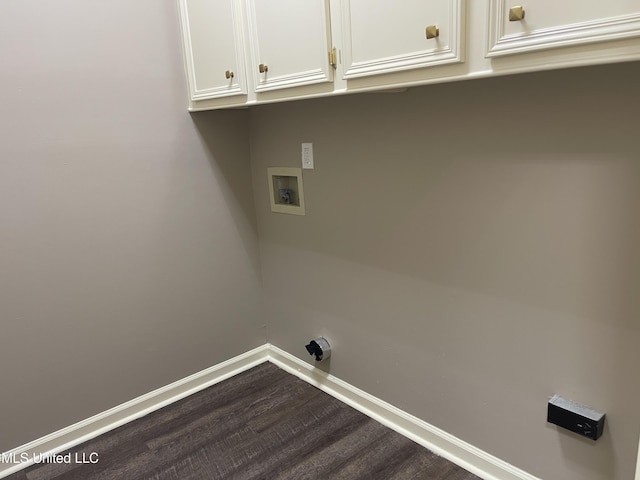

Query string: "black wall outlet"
[[547, 395, 605, 441]]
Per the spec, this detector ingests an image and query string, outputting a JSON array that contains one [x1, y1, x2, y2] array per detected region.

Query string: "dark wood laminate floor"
[[8, 363, 481, 480]]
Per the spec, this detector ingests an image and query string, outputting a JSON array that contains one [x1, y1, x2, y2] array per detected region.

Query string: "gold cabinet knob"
[[259, 63, 269, 73], [425, 25, 440, 39], [509, 6, 525, 21], [225, 70, 234, 79]]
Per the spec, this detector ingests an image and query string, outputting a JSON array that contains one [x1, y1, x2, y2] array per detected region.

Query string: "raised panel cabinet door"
[[341, 0, 465, 80], [487, 0, 640, 57], [179, 0, 247, 100], [246, 0, 333, 92]]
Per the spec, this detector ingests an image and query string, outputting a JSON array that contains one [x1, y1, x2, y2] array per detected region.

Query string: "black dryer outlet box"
[[547, 395, 605, 441]]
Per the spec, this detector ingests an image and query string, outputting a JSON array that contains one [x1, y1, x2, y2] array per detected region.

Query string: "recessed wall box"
[[267, 167, 305, 215], [547, 394, 605, 440]]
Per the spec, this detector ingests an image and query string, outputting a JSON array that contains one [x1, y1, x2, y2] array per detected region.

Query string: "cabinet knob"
[[259, 63, 269, 73], [509, 6, 525, 21], [425, 25, 440, 39], [225, 70, 234, 79]]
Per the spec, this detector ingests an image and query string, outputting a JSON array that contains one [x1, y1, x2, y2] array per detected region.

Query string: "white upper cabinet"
[[178, 0, 247, 101], [341, 0, 466, 80], [487, 0, 640, 57], [177, 0, 640, 110], [245, 0, 334, 93]]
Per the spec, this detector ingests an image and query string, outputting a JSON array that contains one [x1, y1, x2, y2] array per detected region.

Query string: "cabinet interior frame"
[[486, 0, 640, 57]]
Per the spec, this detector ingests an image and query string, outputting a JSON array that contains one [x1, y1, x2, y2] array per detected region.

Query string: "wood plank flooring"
[[7, 363, 481, 479]]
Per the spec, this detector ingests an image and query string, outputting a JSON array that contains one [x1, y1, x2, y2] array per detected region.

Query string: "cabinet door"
[[246, 0, 333, 93], [487, 0, 640, 57], [179, 0, 247, 100], [341, 0, 465, 80]]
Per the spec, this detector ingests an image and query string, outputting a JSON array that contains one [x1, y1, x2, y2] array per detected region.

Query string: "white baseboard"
[[0, 345, 270, 479], [636, 434, 640, 480], [1, 343, 539, 480], [266, 345, 541, 480]]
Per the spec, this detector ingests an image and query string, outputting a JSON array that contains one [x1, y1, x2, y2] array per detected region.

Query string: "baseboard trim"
[[0, 344, 270, 479], [266, 344, 540, 480], [1, 343, 539, 480], [635, 433, 640, 480]]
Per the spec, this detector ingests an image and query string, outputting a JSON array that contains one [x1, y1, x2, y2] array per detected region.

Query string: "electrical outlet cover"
[[302, 143, 314, 169]]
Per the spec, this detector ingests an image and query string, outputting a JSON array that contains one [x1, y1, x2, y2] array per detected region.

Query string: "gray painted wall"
[[249, 63, 640, 480], [2, 1, 639, 479], [0, 1, 263, 452]]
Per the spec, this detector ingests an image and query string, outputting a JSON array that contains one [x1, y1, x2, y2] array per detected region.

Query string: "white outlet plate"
[[302, 142, 314, 169]]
